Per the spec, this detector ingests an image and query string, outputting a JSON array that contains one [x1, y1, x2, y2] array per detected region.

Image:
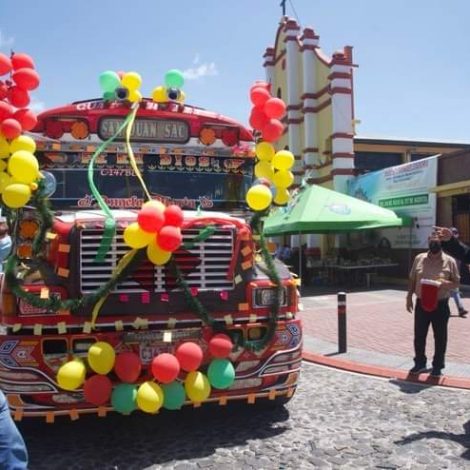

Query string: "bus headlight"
[[252, 287, 287, 308]]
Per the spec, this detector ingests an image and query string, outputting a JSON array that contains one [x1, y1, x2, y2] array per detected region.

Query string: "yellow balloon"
[[123, 222, 154, 248], [0, 136, 10, 159], [87, 341, 116, 375], [254, 161, 274, 181], [274, 187, 290, 205], [128, 89, 142, 103], [246, 184, 272, 212], [152, 86, 168, 103], [255, 142, 275, 162], [185, 371, 211, 403], [10, 135, 36, 154], [136, 381, 164, 414], [8, 150, 39, 184], [0, 161, 6, 172], [121, 71, 142, 91], [147, 240, 172, 265], [0, 172, 10, 193], [2, 183, 31, 208], [273, 170, 294, 188], [57, 359, 86, 391], [143, 199, 166, 212], [272, 150, 295, 171], [177, 90, 186, 103]]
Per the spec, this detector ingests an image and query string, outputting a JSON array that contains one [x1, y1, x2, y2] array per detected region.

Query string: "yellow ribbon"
[[90, 249, 138, 328]]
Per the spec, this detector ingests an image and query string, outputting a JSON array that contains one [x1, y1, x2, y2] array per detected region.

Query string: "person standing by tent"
[[434, 226, 470, 316], [406, 232, 460, 377]]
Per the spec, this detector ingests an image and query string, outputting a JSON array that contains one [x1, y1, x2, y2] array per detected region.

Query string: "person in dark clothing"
[[434, 226, 470, 317], [434, 226, 470, 263], [407, 233, 460, 377]]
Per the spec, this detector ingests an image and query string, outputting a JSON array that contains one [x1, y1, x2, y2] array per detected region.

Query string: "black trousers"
[[414, 298, 450, 370]]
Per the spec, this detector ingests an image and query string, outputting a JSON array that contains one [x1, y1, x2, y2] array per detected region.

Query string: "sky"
[[1, 0, 470, 142]]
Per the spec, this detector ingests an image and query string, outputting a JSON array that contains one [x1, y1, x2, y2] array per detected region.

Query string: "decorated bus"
[[0, 58, 301, 420]]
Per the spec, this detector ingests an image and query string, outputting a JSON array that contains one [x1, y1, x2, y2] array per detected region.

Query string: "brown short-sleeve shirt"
[[409, 251, 460, 299]]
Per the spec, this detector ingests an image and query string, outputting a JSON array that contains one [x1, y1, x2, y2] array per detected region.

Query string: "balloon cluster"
[[99, 70, 143, 103], [152, 69, 186, 105], [56, 334, 235, 414], [247, 142, 295, 210], [0, 52, 41, 209], [248, 81, 286, 143], [245, 81, 294, 211], [123, 200, 184, 265], [0, 52, 39, 139]]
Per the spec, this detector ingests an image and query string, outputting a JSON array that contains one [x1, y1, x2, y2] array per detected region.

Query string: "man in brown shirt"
[[407, 233, 460, 377]]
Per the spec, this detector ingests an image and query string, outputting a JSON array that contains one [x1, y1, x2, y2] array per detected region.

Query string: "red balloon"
[[175, 342, 203, 372], [11, 53, 35, 70], [0, 118, 22, 140], [264, 98, 286, 119], [0, 101, 13, 121], [84, 375, 112, 406], [114, 352, 142, 383], [262, 119, 284, 143], [0, 54, 12, 76], [249, 106, 270, 131], [7, 86, 30, 108], [117, 71, 125, 79], [0, 82, 8, 100], [250, 81, 271, 92], [13, 109, 37, 131], [137, 206, 165, 233], [12, 68, 40, 91], [151, 353, 180, 384], [157, 226, 182, 252], [164, 205, 184, 227], [249, 87, 271, 107], [209, 334, 233, 359]]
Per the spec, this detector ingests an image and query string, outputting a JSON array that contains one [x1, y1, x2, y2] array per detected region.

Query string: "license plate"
[[139, 343, 172, 364]]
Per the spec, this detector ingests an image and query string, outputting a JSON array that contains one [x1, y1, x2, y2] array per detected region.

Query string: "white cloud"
[[0, 30, 14, 50], [29, 99, 45, 113], [182, 62, 218, 81]]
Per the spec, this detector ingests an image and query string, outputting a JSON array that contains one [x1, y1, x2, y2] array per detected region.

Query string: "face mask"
[[428, 240, 441, 254]]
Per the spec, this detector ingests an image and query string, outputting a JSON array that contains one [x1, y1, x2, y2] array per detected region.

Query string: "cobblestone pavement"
[[19, 362, 470, 469]]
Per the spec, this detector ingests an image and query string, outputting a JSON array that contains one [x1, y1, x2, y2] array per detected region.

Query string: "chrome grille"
[[79, 227, 235, 294]]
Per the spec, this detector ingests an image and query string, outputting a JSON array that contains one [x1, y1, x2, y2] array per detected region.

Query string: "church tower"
[[263, 16, 356, 194]]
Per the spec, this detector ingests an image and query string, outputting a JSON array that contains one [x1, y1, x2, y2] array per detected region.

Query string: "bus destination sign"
[[98, 118, 190, 143]]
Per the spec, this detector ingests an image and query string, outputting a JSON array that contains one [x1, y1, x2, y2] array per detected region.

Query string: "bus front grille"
[[79, 227, 235, 294]]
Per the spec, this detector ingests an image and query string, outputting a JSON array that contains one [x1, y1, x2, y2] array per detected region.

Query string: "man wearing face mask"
[[406, 233, 460, 377]]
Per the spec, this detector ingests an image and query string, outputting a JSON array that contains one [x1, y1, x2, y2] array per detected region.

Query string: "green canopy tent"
[[263, 184, 412, 284]]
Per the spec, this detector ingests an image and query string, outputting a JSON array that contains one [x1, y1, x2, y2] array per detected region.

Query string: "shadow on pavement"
[[19, 402, 290, 469], [389, 374, 443, 394], [395, 420, 470, 460]]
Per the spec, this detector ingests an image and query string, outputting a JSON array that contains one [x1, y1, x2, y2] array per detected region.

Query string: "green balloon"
[[162, 381, 186, 410], [164, 69, 184, 89], [103, 91, 115, 102], [207, 359, 235, 390], [111, 383, 137, 414], [99, 70, 121, 93]]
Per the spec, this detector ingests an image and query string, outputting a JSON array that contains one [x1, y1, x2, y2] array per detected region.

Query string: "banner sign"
[[348, 156, 438, 248], [98, 118, 189, 143]]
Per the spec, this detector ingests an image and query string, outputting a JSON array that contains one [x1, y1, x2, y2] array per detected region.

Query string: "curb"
[[302, 351, 470, 391]]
